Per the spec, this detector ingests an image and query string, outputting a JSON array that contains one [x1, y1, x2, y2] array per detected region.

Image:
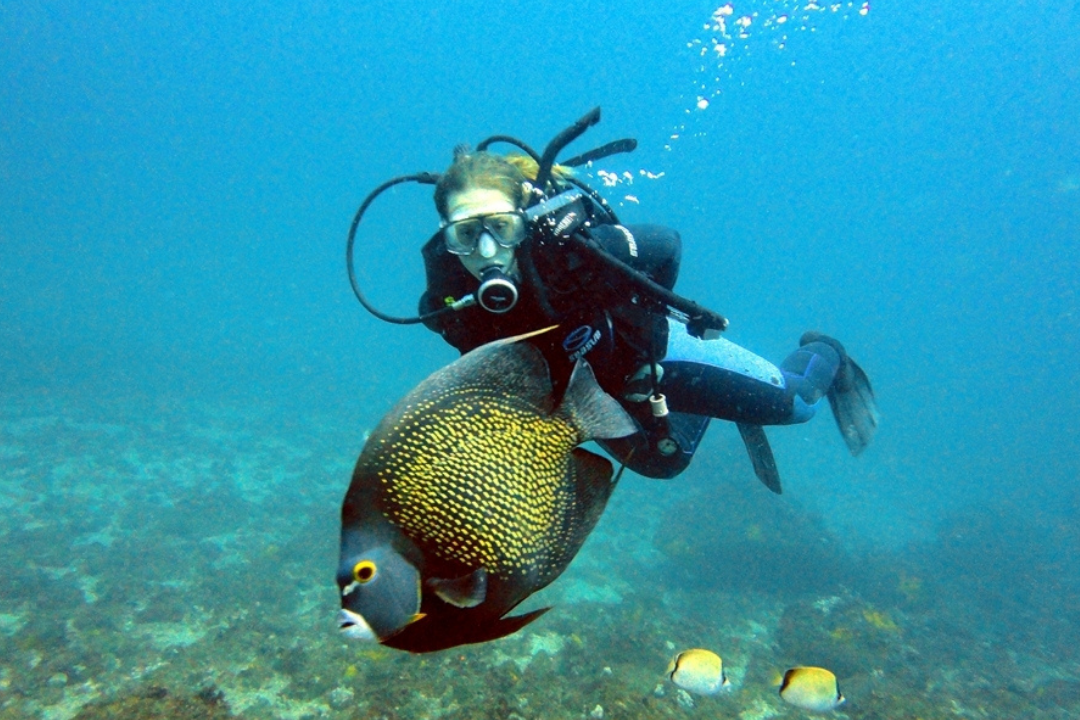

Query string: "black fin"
[[381, 607, 550, 653], [410, 328, 558, 415], [800, 331, 880, 456], [479, 607, 550, 644], [737, 422, 782, 494], [827, 356, 879, 456]]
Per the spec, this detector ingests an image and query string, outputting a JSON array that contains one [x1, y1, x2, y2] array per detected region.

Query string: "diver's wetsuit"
[[420, 223, 842, 479]]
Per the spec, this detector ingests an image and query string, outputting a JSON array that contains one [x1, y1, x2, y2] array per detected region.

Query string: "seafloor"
[[2, 390, 1078, 720]]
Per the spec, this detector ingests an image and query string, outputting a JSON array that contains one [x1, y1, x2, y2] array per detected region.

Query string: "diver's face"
[[445, 189, 520, 281]]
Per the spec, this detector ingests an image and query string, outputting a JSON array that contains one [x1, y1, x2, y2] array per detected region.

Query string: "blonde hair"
[[503, 154, 574, 184], [434, 151, 574, 218]]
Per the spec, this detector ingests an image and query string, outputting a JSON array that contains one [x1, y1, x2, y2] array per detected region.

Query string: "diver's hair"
[[434, 151, 574, 218]]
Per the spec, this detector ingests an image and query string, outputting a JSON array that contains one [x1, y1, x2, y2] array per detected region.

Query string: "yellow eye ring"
[[352, 560, 377, 584]]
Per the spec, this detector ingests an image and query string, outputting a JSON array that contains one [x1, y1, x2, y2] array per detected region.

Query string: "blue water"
[[3, 1, 1079, 718]]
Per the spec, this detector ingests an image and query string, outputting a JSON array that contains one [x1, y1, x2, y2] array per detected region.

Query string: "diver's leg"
[[659, 320, 828, 425], [660, 319, 877, 448], [656, 320, 876, 491]]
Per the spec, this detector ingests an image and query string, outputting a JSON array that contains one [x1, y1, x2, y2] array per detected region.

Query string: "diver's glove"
[[800, 332, 880, 456]]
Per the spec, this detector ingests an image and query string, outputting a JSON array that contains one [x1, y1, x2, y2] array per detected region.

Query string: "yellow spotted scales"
[[374, 381, 583, 580]]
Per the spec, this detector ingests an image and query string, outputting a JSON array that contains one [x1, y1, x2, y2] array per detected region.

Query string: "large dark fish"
[[336, 329, 636, 653]]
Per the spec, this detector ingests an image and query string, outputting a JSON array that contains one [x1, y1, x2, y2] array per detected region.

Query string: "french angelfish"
[[336, 327, 637, 653]]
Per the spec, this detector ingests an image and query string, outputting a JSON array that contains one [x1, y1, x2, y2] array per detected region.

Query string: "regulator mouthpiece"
[[477, 267, 518, 313]]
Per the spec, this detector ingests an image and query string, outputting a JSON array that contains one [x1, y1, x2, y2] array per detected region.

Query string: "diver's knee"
[[637, 414, 709, 478], [598, 437, 692, 479], [598, 414, 707, 479]]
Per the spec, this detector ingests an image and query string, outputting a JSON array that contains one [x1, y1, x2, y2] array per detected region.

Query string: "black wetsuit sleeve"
[[419, 233, 478, 353], [566, 223, 682, 388], [586, 223, 681, 291]]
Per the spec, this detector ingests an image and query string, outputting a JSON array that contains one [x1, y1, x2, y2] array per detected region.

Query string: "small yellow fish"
[[666, 648, 730, 695], [779, 666, 845, 712]]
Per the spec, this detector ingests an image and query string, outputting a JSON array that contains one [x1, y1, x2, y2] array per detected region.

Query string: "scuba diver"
[[347, 108, 878, 491]]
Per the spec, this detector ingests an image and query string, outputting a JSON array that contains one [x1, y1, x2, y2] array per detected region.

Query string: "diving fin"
[[827, 355, 879, 455], [801, 332, 880, 456], [737, 422, 782, 494]]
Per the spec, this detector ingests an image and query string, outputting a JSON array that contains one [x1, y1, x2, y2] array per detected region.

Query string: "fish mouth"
[[337, 609, 377, 642]]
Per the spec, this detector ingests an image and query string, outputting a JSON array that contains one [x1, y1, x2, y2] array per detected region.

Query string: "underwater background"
[[2, 0, 1079, 718]]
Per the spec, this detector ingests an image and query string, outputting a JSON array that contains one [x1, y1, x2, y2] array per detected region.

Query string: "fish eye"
[[352, 560, 377, 583]]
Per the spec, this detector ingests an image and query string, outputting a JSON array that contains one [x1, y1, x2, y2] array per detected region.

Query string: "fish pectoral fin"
[[428, 568, 488, 608]]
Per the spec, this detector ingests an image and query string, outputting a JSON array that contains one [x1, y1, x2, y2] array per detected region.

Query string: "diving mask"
[[442, 212, 527, 256]]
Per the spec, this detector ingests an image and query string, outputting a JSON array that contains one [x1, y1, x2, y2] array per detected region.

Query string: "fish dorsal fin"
[[559, 360, 637, 441], [428, 568, 488, 608], [414, 328, 558, 413]]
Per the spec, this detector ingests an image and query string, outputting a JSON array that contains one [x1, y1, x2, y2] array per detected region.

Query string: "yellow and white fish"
[[666, 648, 731, 695], [778, 666, 845, 712]]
